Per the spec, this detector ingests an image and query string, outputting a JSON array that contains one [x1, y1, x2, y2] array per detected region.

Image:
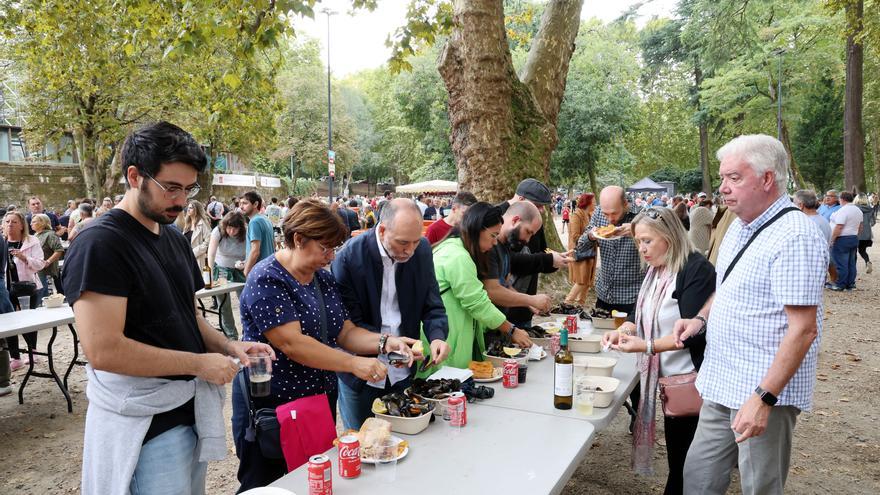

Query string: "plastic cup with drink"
[[575, 377, 595, 416], [247, 353, 272, 397]]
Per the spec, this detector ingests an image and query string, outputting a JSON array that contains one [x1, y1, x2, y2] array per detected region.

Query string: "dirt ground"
[[1, 218, 878, 494]]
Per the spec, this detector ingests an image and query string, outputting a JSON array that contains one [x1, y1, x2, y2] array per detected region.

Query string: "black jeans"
[[858, 240, 871, 263], [231, 377, 338, 493], [663, 414, 700, 495]]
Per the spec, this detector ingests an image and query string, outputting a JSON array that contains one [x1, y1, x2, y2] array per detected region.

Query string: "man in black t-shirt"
[[63, 122, 273, 494], [483, 201, 553, 336]]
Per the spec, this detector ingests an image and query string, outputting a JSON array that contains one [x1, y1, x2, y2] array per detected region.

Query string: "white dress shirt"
[[698, 195, 827, 410], [368, 229, 409, 388]]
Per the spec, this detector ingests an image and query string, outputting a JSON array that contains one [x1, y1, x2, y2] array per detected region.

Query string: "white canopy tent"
[[395, 180, 458, 195]]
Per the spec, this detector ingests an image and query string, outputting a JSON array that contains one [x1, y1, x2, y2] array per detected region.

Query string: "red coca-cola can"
[[337, 434, 361, 479], [448, 391, 467, 426], [550, 334, 561, 355], [503, 358, 519, 388], [308, 454, 333, 495], [565, 315, 578, 335]]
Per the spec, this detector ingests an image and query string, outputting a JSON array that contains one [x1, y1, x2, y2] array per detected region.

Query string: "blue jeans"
[[337, 376, 411, 430], [129, 425, 207, 495], [831, 235, 859, 288]]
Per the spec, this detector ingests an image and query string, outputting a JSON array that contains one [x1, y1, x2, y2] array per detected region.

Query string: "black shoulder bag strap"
[[722, 207, 799, 284], [238, 371, 259, 441]]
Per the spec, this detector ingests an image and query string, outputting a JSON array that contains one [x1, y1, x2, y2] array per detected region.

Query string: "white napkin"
[[528, 344, 546, 360]]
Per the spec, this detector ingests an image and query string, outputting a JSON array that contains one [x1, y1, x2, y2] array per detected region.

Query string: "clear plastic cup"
[[18, 296, 30, 310], [575, 377, 595, 416], [375, 438, 399, 483], [247, 353, 272, 397]]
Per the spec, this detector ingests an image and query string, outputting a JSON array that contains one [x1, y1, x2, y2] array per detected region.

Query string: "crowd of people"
[[0, 121, 875, 495]]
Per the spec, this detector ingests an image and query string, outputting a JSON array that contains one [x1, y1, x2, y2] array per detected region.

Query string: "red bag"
[[275, 393, 337, 471]]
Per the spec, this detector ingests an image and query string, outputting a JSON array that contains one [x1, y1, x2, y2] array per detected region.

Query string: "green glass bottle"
[[554, 329, 573, 409]]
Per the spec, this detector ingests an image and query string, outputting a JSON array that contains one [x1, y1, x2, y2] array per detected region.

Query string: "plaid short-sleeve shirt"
[[697, 195, 828, 411], [588, 207, 645, 305]]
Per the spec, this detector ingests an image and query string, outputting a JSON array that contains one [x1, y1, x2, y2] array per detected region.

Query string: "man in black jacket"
[[331, 198, 450, 429], [495, 179, 571, 328]]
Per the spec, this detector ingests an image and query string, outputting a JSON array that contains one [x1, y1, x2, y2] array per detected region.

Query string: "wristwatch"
[[755, 386, 778, 406], [694, 315, 708, 335]]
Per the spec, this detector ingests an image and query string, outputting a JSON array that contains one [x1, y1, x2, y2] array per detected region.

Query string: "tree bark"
[[694, 60, 712, 194], [844, 0, 866, 193], [439, 0, 582, 255], [871, 127, 880, 192], [780, 120, 805, 189], [74, 126, 104, 199]]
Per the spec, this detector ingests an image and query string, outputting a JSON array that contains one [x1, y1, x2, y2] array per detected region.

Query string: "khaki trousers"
[[683, 399, 799, 495]]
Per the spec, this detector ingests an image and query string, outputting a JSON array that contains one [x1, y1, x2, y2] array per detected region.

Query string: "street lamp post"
[[323, 9, 336, 203]]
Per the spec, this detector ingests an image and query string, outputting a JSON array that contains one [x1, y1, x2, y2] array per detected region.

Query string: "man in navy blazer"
[[331, 198, 450, 429]]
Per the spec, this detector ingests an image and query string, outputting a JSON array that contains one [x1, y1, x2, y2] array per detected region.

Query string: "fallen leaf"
[[840, 398, 850, 402]]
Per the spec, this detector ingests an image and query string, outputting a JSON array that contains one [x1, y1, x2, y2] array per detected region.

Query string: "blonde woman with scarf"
[[601, 206, 715, 495]]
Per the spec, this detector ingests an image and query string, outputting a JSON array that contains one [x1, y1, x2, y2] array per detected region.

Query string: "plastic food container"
[[373, 410, 432, 435], [573, 356, 618, 377]]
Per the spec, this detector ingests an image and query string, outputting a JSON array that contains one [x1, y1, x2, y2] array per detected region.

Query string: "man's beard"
[[506, 225, 527, 252], [137, 185, 183, 224]]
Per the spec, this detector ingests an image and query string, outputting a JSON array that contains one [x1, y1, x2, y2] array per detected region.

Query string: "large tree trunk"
[[780, 120, 805, 189], [844, 0, 866, 193], [74, 126, 105, 199], [871, 127, 880, 191], [439, 0, 582, 252], [694, 60, 712, 194], [102, 144, 123, 194]]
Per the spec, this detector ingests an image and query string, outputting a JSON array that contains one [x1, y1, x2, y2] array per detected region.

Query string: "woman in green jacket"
[[418, 202, 533, 375]]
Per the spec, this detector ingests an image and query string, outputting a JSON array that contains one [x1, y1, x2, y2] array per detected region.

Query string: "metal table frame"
[[0, 306, 82, 412], [195, 282, 245, 332]]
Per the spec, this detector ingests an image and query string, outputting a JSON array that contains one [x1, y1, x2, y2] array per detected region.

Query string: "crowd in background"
[[1, 124, 879, 494]]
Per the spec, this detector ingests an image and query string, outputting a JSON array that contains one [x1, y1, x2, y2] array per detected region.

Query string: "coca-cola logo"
[[339, 445, 359, 459]]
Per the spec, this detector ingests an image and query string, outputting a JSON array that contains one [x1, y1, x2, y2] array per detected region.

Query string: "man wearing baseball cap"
[[486, 178, 571, 329]]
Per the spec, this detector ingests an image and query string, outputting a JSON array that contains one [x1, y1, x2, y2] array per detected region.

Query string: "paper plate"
[[474, 367, 503, 383], [361, 435, 410, 464]]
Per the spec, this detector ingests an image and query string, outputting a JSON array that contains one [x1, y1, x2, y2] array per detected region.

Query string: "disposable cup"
[[374, 438, 399, 483], [18, 296, 30, 310], [247, 353, 272, 397]]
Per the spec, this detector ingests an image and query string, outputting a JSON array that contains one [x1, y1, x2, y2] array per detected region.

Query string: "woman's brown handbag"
[[658, 371, 702, 417]]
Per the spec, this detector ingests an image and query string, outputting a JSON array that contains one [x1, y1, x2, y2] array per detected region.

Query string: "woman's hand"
[[384, 336, 415, 367], [510, 328, 533, 348], [351, 356, 388, 382], [601, 330, 620, 347], [10, 249, 26, 261], [613, 333, 647, 354]]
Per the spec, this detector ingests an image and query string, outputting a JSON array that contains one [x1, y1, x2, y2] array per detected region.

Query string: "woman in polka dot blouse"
[[231, 199, 419, 489]]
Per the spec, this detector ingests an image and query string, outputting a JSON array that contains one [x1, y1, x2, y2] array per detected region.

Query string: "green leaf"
[[222, 72, 241, 89]]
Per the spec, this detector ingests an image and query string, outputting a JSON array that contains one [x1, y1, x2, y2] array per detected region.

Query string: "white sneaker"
[[0, 385, 12, 397], [867, 262, 873, 274]]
